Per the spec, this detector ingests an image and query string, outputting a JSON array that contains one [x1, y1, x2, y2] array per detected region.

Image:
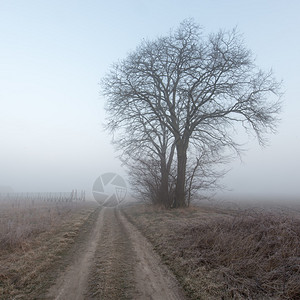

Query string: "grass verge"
[[0, 201, 98, 299], [123, 203, 300, 299]]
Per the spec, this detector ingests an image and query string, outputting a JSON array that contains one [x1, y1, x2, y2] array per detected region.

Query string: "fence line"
[[0, 189, 86, 203]]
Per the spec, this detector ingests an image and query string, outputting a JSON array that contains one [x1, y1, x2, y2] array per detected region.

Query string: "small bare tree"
[[185, 146, 229, 206], [103, 19, 282, 208]]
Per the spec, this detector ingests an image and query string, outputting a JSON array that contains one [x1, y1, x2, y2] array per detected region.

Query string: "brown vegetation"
[[123, 203, 300, 299], [0, 199, 97, 299], [0, 201, 76, 250]]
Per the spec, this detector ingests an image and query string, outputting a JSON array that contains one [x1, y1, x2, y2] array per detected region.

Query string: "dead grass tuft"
[[124, 204, 300, 299], [178, 213, 300, 299], [0, 200, 98, 299], [0, 201, 83, 251]]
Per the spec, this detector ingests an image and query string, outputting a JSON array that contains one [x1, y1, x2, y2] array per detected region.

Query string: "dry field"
[[1, 197, 300, 299], [123, 202, 300, 299], [0, 198, 98, 299], [0, 200, 185, 300]]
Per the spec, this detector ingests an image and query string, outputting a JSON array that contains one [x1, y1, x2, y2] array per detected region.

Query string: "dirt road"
[[46, 207, 186, 300]]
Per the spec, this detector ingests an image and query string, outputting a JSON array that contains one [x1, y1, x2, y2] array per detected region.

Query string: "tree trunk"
[[174, 140, 188, 208], [160, 165, 169, 207]]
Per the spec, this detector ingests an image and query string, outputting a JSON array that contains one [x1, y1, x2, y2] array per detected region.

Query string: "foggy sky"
[[0, 0, 299, 199]]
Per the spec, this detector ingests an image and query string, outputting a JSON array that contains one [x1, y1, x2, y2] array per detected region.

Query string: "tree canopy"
[[102, 20, 282, 208]]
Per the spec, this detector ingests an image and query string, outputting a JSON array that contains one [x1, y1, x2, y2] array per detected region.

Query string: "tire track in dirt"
[[46, 206, 186, 300], [119, 210, 186, 300], [46, 208, 105, 300]]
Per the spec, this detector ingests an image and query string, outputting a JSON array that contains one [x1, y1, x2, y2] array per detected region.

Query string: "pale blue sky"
[[0, 1, 299, 198]]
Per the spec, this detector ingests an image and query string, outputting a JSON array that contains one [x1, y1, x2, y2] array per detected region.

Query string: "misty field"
[[123, 203, 300, 299], [1, 198, 300, 299], [0, 200, 75, 250], [0, 198, 97, 298]]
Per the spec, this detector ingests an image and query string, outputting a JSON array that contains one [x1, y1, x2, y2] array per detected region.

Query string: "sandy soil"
[[46, 207, 186, 300]]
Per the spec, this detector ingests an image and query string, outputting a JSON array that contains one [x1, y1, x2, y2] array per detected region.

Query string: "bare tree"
[[185, 145, 229, 207], [102, 19, 282, 208], [106, 96, 176, 207], [128, 156, 172, 206]]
